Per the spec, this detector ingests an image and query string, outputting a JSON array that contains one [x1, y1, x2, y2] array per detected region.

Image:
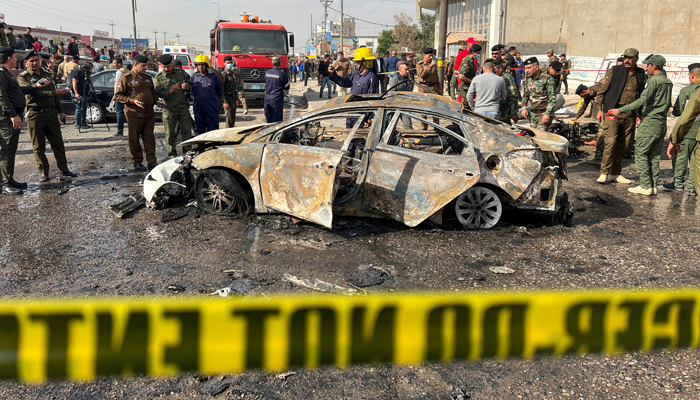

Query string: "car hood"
[[181, 124, 272, 146], [515, 124, 569, 155]]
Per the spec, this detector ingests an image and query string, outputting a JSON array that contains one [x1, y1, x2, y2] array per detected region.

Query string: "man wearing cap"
[[229, 58, 247, 115], [192, 54, 223, 133], [492, 60, 519, 124], [547, 61, 563, 93], [222, 55, 240, 128], [665, 63, 700, 195], [453, 39, 477, 96], [547, 49, 557, 65], [572, 83, 600, 122], [155, 54, 193, 158], [594, 48, 646, 184], [17, 50, 76, 182], [0, 47, 27, 194], [520, 57, 556, 129], [415, 48, 441, 129], [669, 66, 700, 204], [490, 45, 510, 74], [609, 54, 673, 196], [114, 54, 158, 171], [458, 44, 481, 110], [264, 56, 289, 123], [559, 54, 570, 94]]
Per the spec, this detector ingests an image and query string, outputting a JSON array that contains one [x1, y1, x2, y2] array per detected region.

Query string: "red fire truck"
[[210, 16, 294, 100]]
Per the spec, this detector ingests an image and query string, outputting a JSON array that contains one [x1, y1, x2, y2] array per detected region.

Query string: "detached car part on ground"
[[144, 92, 572, 230]]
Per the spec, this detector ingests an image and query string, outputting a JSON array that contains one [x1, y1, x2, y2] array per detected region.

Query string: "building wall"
[[504, 0, 700, 57]]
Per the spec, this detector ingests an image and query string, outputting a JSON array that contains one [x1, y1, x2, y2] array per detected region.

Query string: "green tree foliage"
[[391, 12, 421, 53], [377, 29, 395, 55], [419, 12, 435, 50]]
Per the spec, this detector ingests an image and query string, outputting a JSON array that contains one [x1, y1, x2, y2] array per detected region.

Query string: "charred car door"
[[362, 111, 481, 227], [258, 111, 376, 228]]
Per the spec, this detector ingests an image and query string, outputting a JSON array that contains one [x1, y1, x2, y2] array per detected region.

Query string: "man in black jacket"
[[593, 47, 646, 184], [22, 27, 35, 50], [67, 37, 80, 57], [374, 51, 387, 92]]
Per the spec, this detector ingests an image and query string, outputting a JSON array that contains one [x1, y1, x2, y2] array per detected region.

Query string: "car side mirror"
[[289, 34, 295, 49], [210, 38, 215, 53], [209, 31, 215, 39]]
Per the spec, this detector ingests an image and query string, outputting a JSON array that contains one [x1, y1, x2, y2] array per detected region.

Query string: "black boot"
[[8, 179, 27, 189], [2, 184, 22, 195]]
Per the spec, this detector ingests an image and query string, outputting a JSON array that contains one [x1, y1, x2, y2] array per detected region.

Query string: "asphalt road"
[[0, 80, 698, 399]]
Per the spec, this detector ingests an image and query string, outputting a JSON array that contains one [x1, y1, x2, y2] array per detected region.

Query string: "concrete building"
[[355, 36, 379, 51], [417, 0, 700, 58]]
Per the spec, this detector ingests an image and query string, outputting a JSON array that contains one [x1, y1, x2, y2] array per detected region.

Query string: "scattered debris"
[[167, 284, 185, 293], [515, 226, 529, 236], [100, 175, 119, 180], [110, 194, 146, 218], [56, 187, 69, 195], [212, 287, 232, 297], [276, 371, 297, 380], [345, 265, 396, 287], [595, 195, 608, 204], [118, 168, 129, 173], [283, 274, 356, 295], [450, 388, 469, 400], [222, 269, 244, 274], [202, 380, 229, 397], [489, 266, 516, 275]]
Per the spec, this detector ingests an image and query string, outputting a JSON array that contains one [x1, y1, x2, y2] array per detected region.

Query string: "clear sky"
[[1, 0, 418, 51]]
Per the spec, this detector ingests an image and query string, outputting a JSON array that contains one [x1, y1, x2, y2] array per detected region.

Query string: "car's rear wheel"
[[86, 104, 105, 124], [195, 169, 253, 216], [455, 186, 502, 230]]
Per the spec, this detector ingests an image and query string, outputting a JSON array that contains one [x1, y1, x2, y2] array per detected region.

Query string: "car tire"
[[86, 104, 105, 124], [454, 186, 503, 230], [195, 169, 253, 217]]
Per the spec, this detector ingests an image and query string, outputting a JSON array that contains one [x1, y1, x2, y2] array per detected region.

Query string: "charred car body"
[[144, 92, 572, 229]]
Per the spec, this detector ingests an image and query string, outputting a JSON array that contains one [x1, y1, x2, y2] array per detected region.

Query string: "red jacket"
[[89, 48, 97, 58]]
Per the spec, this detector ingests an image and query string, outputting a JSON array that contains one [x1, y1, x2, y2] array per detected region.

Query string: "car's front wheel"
[[454, 186, 502, 230], [195, 169, 253, 216]]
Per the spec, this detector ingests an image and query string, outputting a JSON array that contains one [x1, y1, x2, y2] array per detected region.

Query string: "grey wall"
[[504, 0, 700, 57]]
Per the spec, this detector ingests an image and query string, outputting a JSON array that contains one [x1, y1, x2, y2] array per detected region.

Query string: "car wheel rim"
[[87, 106, 101, 123], [200, 176, 239, 214], [455, 186, 502, 229]]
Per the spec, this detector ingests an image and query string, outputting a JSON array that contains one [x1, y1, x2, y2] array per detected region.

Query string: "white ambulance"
[[162, 45, 197, 76]]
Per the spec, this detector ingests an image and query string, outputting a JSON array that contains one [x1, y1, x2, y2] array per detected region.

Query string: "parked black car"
[[59, 69, 166, 123]]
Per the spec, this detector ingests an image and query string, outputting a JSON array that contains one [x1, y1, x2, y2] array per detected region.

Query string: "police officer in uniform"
[[263, 56, 289, 123], [609, 54, 673, 196], [560, 54, 570, 94], [17, 50, 77, 182], [229, 58, 247, 115], [0, 47, 26, 194], [154, 54, 192, 158], [670, 66, 700, 206], [222, 55, 239, 128], [458, 44, 481, 110], [520, 57, 556, 129], [114, 54, 158, 171], [594, 48, 646, 185]]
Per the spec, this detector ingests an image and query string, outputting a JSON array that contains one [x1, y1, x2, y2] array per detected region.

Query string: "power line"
[[327, 6, 392, 27]]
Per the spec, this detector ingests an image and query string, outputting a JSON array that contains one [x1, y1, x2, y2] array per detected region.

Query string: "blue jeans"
[[115, 100, 125, 134], [320, 76, 332, 97], [73, 95, 88, 126], [299, 71, 304, 81], [481, 111, 500, 120]]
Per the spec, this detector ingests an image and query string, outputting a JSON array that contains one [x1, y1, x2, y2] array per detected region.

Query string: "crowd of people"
[[312, 41, 699, 204]]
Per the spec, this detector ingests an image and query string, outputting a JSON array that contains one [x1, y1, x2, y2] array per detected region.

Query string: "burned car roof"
[[316, 92, 464, 116]]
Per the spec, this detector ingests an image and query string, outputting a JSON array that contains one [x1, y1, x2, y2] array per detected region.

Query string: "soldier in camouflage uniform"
[[222, 55, 239, 128], [547, 61, 563, 93], [230, 58, 247, 114], [520, 57, 556, 129], [492, 60, 519, 124], [458, 44, 481, 111], [154, 54, 193, 158], [547, 49, 558, 65], [559, 54, 570, 94]]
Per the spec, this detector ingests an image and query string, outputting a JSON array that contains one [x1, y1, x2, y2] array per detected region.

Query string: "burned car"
[[144, 92, 571, 229]]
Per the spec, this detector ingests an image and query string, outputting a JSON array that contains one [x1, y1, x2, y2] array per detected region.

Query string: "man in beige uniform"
[[114, 54, 158, 171], [415, 48, 440, 130]]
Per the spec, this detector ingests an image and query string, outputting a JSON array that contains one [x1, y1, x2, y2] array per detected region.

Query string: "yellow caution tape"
[[0, 290, 698, 382]]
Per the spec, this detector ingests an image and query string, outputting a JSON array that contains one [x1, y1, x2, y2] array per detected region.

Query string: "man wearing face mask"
[[222, 55, 239, 128], [332, 51, 351, 97]]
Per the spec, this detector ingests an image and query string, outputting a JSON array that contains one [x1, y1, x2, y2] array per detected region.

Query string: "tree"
[[377, 29, 395, 55], [391, 12, 421, 54], [419, 12, 435, 51]]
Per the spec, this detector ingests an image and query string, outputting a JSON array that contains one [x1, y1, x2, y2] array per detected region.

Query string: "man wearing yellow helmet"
[[191, 54, 223, 133], [329, 47, 379, 127]]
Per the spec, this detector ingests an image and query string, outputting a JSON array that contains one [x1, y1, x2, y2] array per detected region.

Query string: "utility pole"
[[176, 34, 180, 44], [437, 0, 448, 94], [131, 0, 138, 51], [340, 0, 343, 54], [319, 0, 332, 55], [109, 21, 116, 45], [153, 29, 158, 52], [163, 31, 167, 49]]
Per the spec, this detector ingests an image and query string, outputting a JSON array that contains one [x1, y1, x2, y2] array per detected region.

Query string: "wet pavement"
[[1, 82, 699, 398]]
